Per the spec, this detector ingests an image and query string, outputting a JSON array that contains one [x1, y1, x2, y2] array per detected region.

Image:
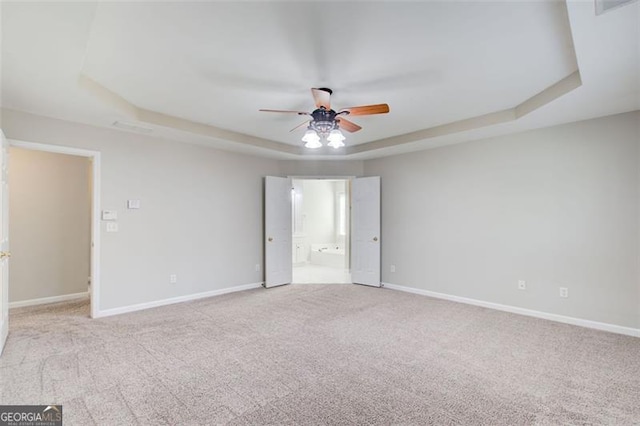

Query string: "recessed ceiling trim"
[[78, 73, 299, 155], [347, 70, 582, 155], [345, 108, 516, 155], [515, 70, 582, 118], [135, 108, 300, 155], [78, 74, 139, 118], [81, 69, 582, 158]]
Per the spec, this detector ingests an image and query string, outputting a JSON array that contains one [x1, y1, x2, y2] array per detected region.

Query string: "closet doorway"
[[291, 178, 351, 284]]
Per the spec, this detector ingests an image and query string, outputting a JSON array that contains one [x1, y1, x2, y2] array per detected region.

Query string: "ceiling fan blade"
[[259, 109, 309, 115], [311, 88, 331, 109], [289, 120, 310, 132], [337, 118, 362, 133], [340, 103, 390, 116]]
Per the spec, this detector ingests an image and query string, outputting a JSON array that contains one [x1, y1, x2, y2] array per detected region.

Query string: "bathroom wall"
[[292, 179, 348, 264], [303, 180, 336, 250]]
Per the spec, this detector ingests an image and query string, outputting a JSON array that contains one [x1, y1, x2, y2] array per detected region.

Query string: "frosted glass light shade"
[[302, 129, 322, 148], [327, 129, 345, 148]]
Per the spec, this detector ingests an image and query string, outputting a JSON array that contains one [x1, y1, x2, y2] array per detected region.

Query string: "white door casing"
[[351, 176, 381, 287], [265, 176, 292, 288], [6, 140, 101, 318], [0, 130, 10, 354]]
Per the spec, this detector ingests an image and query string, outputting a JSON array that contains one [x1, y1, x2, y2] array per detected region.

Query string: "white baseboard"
[[383, 282, 640, 338], [9, 292, 89, 309], [95, 282, 264, 318]]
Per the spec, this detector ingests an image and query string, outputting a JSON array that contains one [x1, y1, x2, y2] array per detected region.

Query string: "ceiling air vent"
[[595, 0, 637, 15], [112, 121, 153, 134]]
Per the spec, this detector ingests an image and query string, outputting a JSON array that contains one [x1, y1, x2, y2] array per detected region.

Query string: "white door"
[[0, 130, 10, 354], [352, 176, 380, 287], [265, 176, 292, 288]]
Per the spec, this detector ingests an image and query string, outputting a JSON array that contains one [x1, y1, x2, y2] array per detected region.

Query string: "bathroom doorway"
[[291, 178, 351, 284]]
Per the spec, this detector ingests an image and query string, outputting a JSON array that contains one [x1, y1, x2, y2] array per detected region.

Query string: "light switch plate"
[[106, 222, 118, 233], [102, 210, 118, 221], [127, 199, 141, 209]]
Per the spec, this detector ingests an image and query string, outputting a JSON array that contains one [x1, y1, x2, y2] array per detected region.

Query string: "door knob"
[[268, 237, 273, 242], [373, 237, 378, 242], [0, 251, 11, 259]]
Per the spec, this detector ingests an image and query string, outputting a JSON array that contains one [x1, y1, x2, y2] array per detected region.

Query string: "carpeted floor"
[[1, 284, 639, 425]]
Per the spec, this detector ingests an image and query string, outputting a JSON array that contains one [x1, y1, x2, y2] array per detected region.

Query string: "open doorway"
[[8, 147, 92, 313], [6, 141, 101, 320], [291, 178, 351, 284], [265, 175, 379, 288]]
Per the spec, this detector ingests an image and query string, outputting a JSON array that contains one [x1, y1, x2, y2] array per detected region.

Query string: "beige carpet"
[[1, 284, 639, 425]]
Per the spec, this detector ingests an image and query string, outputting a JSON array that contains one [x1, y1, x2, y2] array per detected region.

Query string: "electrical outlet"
[[170, 274, 177, 284], [518, 280, 526, 290], [559, 287, 569, 298], [390, 265, 396, 273], [255, 264, 261, 272]]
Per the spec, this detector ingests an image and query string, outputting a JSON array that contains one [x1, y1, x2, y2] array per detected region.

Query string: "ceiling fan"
[[259, 88, 390, 149]]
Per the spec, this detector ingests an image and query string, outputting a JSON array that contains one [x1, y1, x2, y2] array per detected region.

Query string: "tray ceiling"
[[1, 1, 638, 159]]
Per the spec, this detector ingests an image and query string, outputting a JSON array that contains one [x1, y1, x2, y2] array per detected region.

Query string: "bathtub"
[[310, 244, 346, 268]]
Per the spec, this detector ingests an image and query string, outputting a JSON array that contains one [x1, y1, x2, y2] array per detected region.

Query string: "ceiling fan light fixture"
[[302, 129, 321, 148], [327, 129, 346, 149], [260, 87, 389, 150]]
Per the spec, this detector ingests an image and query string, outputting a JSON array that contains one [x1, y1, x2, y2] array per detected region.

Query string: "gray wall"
[[278, 159, 363, 177], [1, 109, 280, 311], [3, 107, 639, 329], [364, 112, 640, 328], [9, 148, 91, 302]]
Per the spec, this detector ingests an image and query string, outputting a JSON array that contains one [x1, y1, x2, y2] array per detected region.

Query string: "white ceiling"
[[1, 1, 638, 160]]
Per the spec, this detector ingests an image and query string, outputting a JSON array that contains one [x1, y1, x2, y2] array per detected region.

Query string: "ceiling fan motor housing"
[[310, 107, 339, 135]]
